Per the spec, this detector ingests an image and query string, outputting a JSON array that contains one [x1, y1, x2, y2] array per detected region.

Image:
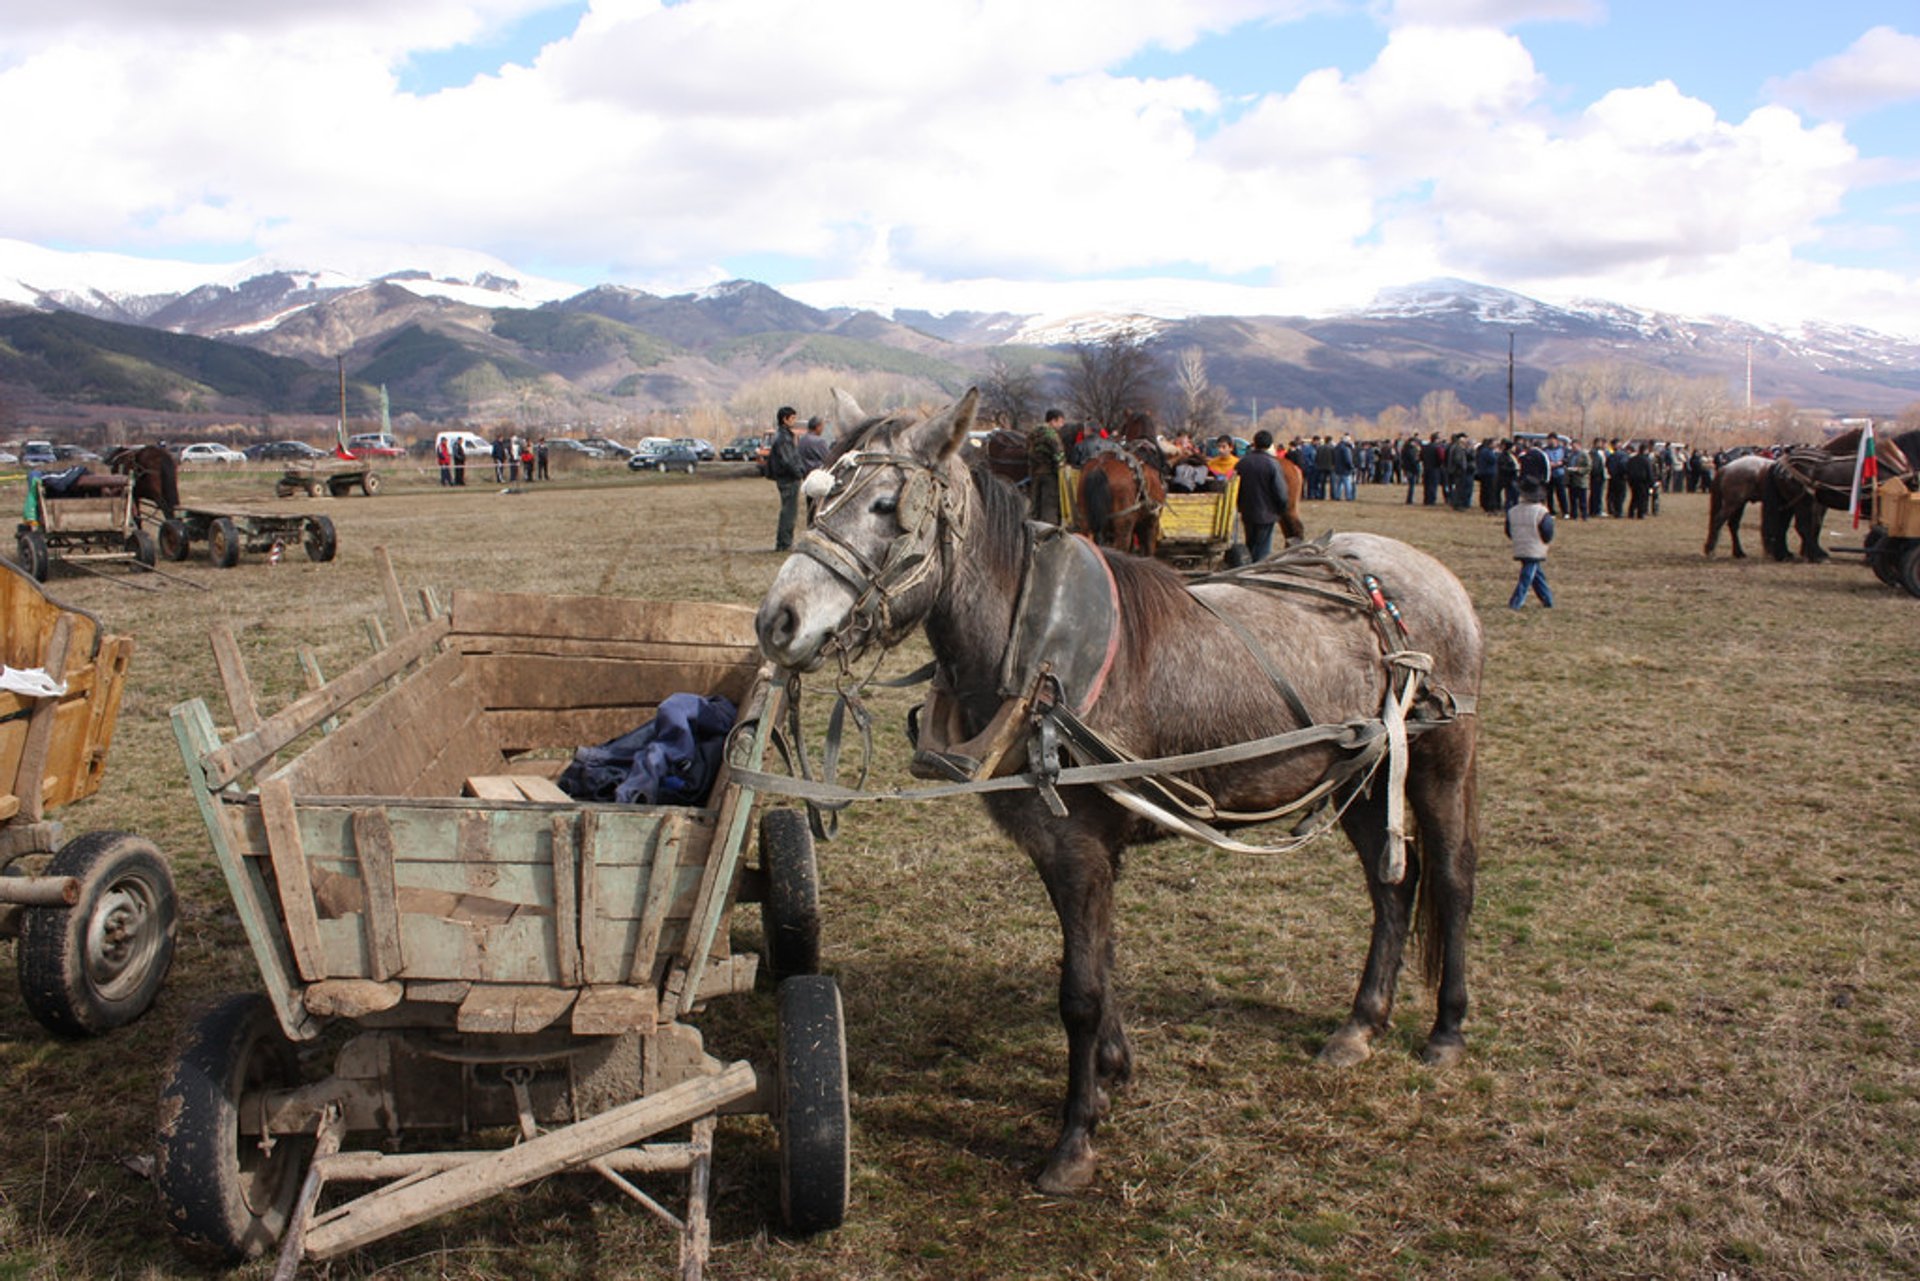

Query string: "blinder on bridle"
[[792, 447, 970, 662]]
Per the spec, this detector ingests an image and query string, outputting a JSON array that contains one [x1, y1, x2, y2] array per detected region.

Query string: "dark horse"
[[1760, 427, 1913, 562], [1077, 442, 1166, 557], [106, 444, 180, 527], [757, 389, 1484, 1194], [1702, 454, 1772, 558]]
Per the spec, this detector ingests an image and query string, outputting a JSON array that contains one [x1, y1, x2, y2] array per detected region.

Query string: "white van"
[[434, 430, 492, 461]]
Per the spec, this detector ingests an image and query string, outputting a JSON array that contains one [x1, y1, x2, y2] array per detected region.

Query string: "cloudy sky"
[[2, 0, 1916, 332]]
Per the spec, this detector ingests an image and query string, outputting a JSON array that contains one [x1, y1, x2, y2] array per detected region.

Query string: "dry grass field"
[[0, 451, 1915, 1279]]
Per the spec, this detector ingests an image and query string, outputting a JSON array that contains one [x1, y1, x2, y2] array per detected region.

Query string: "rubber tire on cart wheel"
[[759, 808, 820, 979], [776, 975, 849, 1235], [126, 527, 158, 569], [361, 474, 381, 496], [18, 832, 176, 1036], [1899, 541, 1920, 599], [156, 993, 309, 1262], [159, 518, 192, 561], [301, 515, 337, 563], [16, 528, 48, 581], [208, 517, 241, 568]]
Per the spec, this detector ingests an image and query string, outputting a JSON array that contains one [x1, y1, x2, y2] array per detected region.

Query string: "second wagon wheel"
[[758, 808, 820, 979], [15, 528, 48, 581], [158, 518, 192, 561], [156, 993, 310, 1263], [125, 527, 158, 570], [207, 516, 241, 568], [360, 473, 381, 496], [301, 515, 337, 563], [775, 974, 849, 1235], [18, 831, 177, 1036], [1897, 541, 1920, 599]]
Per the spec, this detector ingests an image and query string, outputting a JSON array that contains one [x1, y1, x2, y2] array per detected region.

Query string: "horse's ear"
[[911, 388, 979, 462], [830, 388, 866, 431]]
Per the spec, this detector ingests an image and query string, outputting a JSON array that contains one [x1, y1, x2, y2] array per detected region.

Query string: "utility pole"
[[1507, 332, 1516, 436]]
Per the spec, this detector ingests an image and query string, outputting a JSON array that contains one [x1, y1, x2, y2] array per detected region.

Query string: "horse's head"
[[756, 387, 978, 672]]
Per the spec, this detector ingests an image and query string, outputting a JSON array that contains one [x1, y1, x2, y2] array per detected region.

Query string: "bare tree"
[[978, 354, 1043, 430], [1418, 389, 1466, 437], [1065, 328, 1160, 430], [1171, 346, 1230, 438]]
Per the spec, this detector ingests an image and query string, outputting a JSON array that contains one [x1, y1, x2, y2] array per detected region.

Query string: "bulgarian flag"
[[334, 415, 358, 461], [1849, 422, 1877, 529]]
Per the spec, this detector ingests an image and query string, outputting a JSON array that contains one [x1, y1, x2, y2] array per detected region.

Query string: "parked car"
[[673, 437, 717, 461], [245, 440, 329, 462], [546, 438, 608, 460], [720, 435, 763, 462], [52, 444, 103, 462], [627, 441, 700, 474], [20, 441, 57, 467], [0, 450, 17, 465], [179, 442, 247, 465], [347, 432, 407, 458], [582, 437, 633, 459]]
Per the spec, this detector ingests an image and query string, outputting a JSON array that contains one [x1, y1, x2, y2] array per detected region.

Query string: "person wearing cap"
[[1504, 482, 1556, 610]]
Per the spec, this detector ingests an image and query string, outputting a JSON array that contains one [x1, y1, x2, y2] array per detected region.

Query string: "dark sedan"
[[627, 442, 700, 474], [245, 440, 329, 461]]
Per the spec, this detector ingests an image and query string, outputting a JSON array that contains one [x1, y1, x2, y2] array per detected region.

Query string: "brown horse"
[[758, 388, 1484, 1195], [106, 444, 180, 526], [1077, 443, 1165, 556], [1703, 454, 1772, 558]]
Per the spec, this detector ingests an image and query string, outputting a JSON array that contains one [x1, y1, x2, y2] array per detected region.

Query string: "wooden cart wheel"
[[18, 832, 176, 1036], [360, 473, 381, 496], [759, 808, 820, 979], [126, 527, 158, 570], [1897, 540, 1920, 599], [15, 528, 48, 581], [208, 517, 241, 568], [159, 518, 192, 561], [274, 481, 296, 499], [301, 515, 337, 563], [156, 993, 309, 1262], [776, 974, 849, 1235]]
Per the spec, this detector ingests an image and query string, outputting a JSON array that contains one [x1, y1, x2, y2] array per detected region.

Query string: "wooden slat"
[[630, 824, 685, 988], [350, 808, 406, 981], [577, 810, 609, 984], [464, 776, 528, 801], [258, 776, 327, 982], [376, 545, 411, 635], [549, 814, 581, 988], [12, 617, 71, 825], [304, 978, 404, 1018], [210, 622, 275, 776], [463, 655, 757, 712], [203, 615, 451, 788], [450, 592, 756, 648], [454, 985, 575, 1034], [571, 985, 656, 1035], [271, 649, 472, 797], [453, 634, 760, 663]]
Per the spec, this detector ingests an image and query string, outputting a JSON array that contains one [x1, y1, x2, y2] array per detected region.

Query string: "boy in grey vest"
[[1505, 483, 1556, 609]]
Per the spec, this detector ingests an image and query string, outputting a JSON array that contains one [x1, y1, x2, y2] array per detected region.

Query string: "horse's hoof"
[[1421, 1036, 1467, 1068], [1316, 1028, 1373, 1068], [1036, 1145, 1098, 1195]]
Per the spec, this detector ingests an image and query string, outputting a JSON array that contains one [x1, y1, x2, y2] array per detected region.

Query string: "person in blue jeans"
[[1505, 483, 1556, 609]]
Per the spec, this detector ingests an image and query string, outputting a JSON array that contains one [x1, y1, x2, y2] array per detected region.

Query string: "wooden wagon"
[[1861, 478, 1920, 598], [275, 462, 381, 500], [14, 471, 157, 580], [164, 570, 844, 1277], [0, 558, 176, 1036], [158, 505, 339, 567], [1058, 467, 1244, 569]]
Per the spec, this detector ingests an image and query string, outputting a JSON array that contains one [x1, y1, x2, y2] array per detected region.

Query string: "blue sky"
[[0, 0, 1916, 332]]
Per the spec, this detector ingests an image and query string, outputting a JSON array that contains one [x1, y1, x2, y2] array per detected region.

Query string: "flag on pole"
[[334, 419, 359, 462], [1849, 422, 1877, 529]]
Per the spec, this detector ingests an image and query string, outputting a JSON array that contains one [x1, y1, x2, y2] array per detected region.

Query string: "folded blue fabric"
[[557, 692, 737, 806]]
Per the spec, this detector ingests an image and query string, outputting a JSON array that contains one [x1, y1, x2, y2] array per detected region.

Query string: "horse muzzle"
[[755, 557, 858, 672]]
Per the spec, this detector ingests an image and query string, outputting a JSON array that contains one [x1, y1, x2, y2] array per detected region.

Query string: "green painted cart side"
[[163, 569, 845, 1277]]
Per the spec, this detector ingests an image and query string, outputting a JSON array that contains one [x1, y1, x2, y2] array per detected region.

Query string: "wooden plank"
[[376, 545, 411, 635], [454, 985, 575, 1034], [514, 777, 572, 802], [453, 634, 760, 664], [271, 650, 471, 797], [12, 616, 71, 824], [303, 978, 404, 1018], [296, 646, 343, 735], [462, 654, 758, 713], [450, 592, 756, 648], [463, 776, 527, 801], [258, 775, 328, 982], [410, 698, 502, 799], [549, 814, 581, 988], [300, 1061, 759, 1262], [630, 824, 686, 989], [350, 808, 406, 981], [571, 985, 656, 1035], [577, 810, 609, 984], [211, 622, 277, 779], [203, 615, 452, 789]]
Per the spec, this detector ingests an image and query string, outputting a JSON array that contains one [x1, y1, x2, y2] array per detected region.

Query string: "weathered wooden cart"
[[1861, 478, 1920, 598], [0, 558, 176, 1035], [275, 462, 381, 500], [1058, 466, 1244, 569], [158, 506, 338, 567], [164, 576, 844, 1277], [14, 471, 158, 581]]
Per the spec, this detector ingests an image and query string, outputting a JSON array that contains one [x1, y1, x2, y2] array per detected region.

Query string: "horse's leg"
[[1028, 831, 1122, 1194], [1727, 501, 1746, 559], [1319, 784, 1419, 1068], [1405, 719, 1479, 1067], [1280, 499, 1305, 545], [1703, 488, 1722, 556], [1760, 495, 1792, 562], [1799, 505, 1828, 562]]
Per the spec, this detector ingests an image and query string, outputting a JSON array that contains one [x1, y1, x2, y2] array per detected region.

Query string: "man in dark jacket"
[[767, 406, 805, 550], [1234, 430, 1292, 560], [1420, 433, 1445, 505]]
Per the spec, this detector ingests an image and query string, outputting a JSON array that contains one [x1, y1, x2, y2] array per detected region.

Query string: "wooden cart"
[[1058, 467, 1244, 569], [1861, 478, 1920, 598], [275, 462, 380, 500], [158, 506, 339, 567], [14, 471, 158, 581], [0, 559, 176, 1036], [164, 574, 845, 1277]]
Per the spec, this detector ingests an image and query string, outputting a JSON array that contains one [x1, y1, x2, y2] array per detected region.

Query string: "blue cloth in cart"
[[557, 692, 737, 806]]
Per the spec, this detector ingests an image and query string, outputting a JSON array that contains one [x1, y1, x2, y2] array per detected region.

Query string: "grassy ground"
[[0, 454, 1915, 1279]]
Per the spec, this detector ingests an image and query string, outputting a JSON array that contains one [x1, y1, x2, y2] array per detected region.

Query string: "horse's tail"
[[1082, 464, 1113, 543]]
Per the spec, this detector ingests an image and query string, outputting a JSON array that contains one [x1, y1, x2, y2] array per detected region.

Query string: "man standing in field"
[[1028, 409, 1065, 525], [798, 416, 831, 525], [767, 406, 805, 551], [1234, 430, 1292, 561]]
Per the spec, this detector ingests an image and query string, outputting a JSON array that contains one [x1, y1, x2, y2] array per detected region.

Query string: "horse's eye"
[[870, 496, 898, 516]]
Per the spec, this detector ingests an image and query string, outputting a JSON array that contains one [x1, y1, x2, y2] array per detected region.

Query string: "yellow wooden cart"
[[0, 558, 175, 1036], [1059, 466, 1243, 569], [164, 568, 844, 1277]]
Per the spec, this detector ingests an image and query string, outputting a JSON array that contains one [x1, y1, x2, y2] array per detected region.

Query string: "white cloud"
[[1383, 0, 1601, 28], [1768, 26, 1920, 120]]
